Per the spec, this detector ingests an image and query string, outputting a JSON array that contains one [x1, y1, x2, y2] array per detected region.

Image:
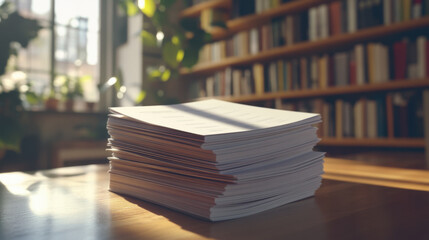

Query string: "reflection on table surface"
[[1, 163, 429, 240]]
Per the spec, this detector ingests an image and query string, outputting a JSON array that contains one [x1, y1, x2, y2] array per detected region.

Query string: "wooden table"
[[1, 164, 429, 240]]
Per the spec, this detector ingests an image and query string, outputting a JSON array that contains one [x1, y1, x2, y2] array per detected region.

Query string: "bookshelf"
[[179, 0, 429, 150], [208, 0, 337, 41], [180, 16, 429, 76], [201, 79, 429, 102]]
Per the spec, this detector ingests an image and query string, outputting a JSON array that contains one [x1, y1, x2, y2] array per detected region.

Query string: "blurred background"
[[1, 0, 127, 171], [0, 0, 428, 172]]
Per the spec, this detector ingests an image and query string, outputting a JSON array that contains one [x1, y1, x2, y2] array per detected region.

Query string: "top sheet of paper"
[[110, 99, 320, 138]]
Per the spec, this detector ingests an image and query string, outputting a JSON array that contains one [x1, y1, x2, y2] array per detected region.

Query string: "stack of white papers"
[[107, 99, 324, 221]]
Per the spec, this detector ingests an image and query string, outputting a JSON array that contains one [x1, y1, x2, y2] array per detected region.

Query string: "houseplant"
[[0, 1, 41, 156], [64, 76, 84, 111], [118, 0, 223, 104]]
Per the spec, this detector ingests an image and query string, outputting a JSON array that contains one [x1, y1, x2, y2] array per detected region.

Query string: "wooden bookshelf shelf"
[[180, 16, 429, 77], [209, 0, 336, 41], [319, 138, 426, 148], [199, 79, 429, 102], [179, 1, 429, 152], [180, 0, 231, 18]]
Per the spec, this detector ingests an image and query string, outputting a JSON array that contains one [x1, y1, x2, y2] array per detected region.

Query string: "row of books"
[[199, 0, 295, 32], [232, 0, 295, 18], [309, 0, 429, 41], [198, 12, 307, 63], [200, 8, 229, 31], [188, 67, 253, 99], [190, 0, 295, 11], [192, 37, 429, 98], [197, 2, 429, 64], [278, 92, 423, 138], [193, 0, 429, 21], [230, 0, 429, 22]]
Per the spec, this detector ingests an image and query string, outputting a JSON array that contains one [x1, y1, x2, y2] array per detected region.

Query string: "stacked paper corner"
[[107, 99, 324, 221]]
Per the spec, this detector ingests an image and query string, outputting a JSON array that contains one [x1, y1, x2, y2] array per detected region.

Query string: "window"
[[2, 0, 100, 104]]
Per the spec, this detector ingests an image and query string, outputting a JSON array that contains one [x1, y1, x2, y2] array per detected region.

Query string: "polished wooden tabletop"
[[1, 163, 429, 240]]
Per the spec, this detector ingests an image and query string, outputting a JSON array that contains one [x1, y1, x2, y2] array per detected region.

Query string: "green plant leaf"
[[162, 41, 181, 68], [2, 12, 42, 48], [160, 0, 176, 8], [176, 49, 184, 62], [148, 69, 161, 78], [25, 91, 39, 105], [161, 69, 171, 81], [186, 35, 205, 54], [175, 31, 187, 45], [141, 30, 157, 47], [181, 47, 199, 68], [135, 90, 146, 104], [126, 0, 139, 16], [171, 35, 180, 45], [141, 0, 156, 17], [151, 9, 167, 27], [180, 18, 199, 32]]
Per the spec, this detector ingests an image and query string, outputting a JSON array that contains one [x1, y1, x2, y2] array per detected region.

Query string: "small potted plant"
[[63, 76, 83, 112], [43, 89, 59, 111]]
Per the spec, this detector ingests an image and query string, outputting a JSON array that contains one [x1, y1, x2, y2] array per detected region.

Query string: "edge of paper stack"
[[107, 99, 324, 221]]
